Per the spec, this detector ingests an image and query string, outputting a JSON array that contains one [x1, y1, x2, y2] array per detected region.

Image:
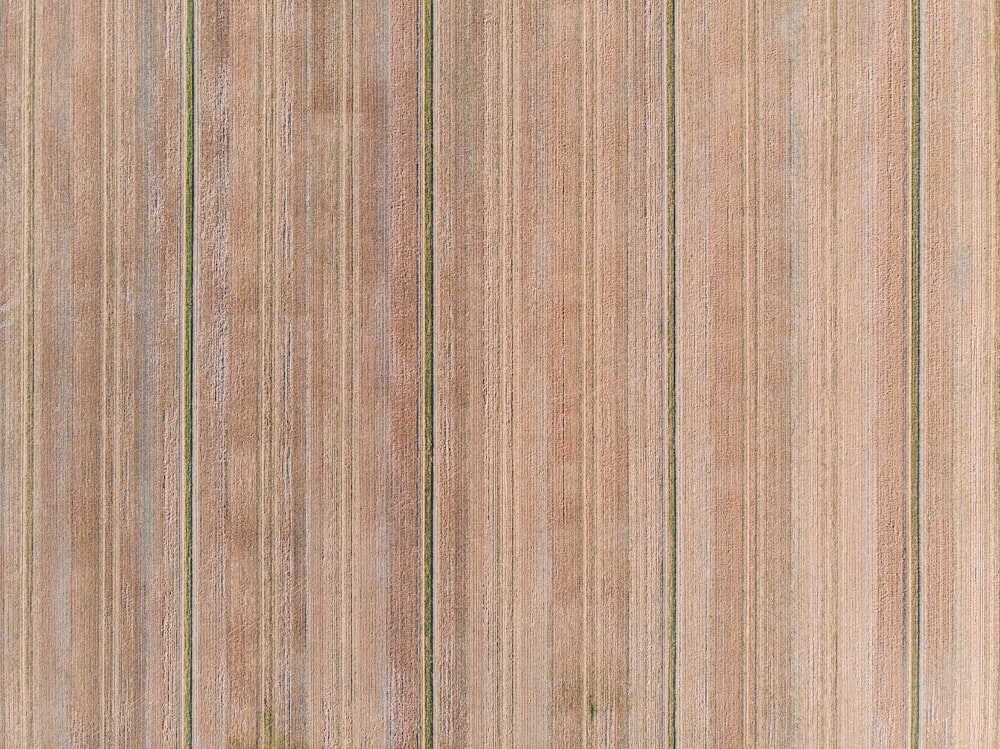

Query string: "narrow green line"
[[664, 0, 677, 744], [182, 0, 196, 744], [908, 0, 921, 745], [21, 0, 36, 745], [420, 0, 434, 745]]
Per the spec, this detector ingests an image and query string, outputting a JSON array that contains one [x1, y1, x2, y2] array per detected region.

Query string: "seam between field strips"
[[420, 0, 435, 745], [182, 0, 195, 743], [908, 0, 922, 745]]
